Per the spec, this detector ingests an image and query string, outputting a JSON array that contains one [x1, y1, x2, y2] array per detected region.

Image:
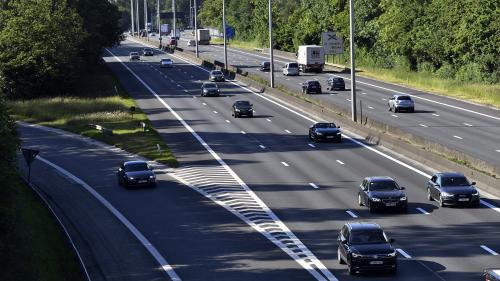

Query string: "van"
[[283, 62, 299, 76]]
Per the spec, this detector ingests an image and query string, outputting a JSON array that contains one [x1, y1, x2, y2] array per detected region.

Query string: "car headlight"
[[472, 191, 479, 196], [441, 192, 453, 197], [235, 109, 240, 112], [128, 177, 134, 180], [400, 196, 407, 201], [371, 198, 381, 202], [149, 175, 155, 179], [388, 251, 397, 257], [351, 252, 363, 258], [316, 132, 323, 136]]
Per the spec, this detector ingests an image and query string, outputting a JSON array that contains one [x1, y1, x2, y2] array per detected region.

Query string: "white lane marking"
[[241, 131, 246, 135], [362, 92, 367, 95], [202, 102, 207, 105], [109, 46, 339, 281], [225, 120, 231, 123], [346, 210, 358, 218], [419, 124, 428, 127], [336, 160, 345, 165], [285, 130, 291, 134], [37, 156, 182, 281], [184, 90, 189, 93], [453, 135, 463, 140], [309, 183, 320, 189], [213, 111, 218, 114], [308, 143, 316, 148], [416, 207, 430, 215], [464, 123, 473, 127], [480, 245, 498, 256], [346, 99, 351, 102], [368, 106, 374, 109], [286, 78, 290, 81], [480, 200, 500, 212], [330, 94, 335, 96], [496, 150, 500, 153], [266, 118, 272, 122], [432, 113, 440, 117], [392, 114, 398, 118], [396, 248, 412, 259], [281, 162, 289, 167], [259, 144, 266, 149], [382, 98, 387, 101]]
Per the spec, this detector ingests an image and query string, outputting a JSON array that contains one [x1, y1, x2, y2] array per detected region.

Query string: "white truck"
[[297, 45, 325, 73], [197, 29, 211, 45]]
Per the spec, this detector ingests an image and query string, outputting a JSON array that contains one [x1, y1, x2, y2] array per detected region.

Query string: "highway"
[[162, 32, 500, 169], [99, 38, 500, 280]]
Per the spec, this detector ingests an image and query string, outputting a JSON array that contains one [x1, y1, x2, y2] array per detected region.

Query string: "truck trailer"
[[197, 29, 211, 45], [297, 45, 325, 73]]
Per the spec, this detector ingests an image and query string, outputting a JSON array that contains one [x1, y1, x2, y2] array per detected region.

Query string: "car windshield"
[[288, 63, 298, 68], [144, 49, 151, 52], [263, 62, 270, 66], [125, 163, 149, 172], [235, 101, 250, 107], [441, 176, 470, 187], [316, 123, 336, 128], [397, 96, 412, 101], [204, 83, 217, 88], [130, 52, 138, 55], [369, 180, 399, 191], [333, 78, 343, 82], [161, 59, 171, 63], [350, 230, 388, 244], [308, 81, 320, 86], [212, 71, 222, 75]]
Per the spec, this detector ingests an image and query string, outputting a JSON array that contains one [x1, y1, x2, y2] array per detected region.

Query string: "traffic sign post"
[[21, 148, 39, 184], [322, 31, 344, 55], [225, 25, 235, 40]]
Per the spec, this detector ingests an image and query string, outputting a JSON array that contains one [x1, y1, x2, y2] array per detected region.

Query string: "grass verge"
[[9, 63, 178, 167], [0, 177, 84, 281]]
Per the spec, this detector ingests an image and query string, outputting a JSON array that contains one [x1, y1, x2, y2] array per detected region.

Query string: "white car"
[[160, 58, 173, 68], [187, 39, 196, 46], [283, 62, 299, 76]]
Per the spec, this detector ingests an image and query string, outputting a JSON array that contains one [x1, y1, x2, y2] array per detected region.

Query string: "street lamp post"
[[157, 0, 160, 36], [222, 0, 227, 70], [268, 0, 274, 88], [130, 0, 135, 36], [172, 0, 176, 37], [144, 0, 149, 40], [349, 0, 357, 122], [135, 0, 139, 36], [194, 0, 199, 58]]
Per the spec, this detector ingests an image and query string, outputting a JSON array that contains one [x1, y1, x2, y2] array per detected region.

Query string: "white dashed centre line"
[[362, 92, 367, 95], [416, 207, 430, 215], [368, 106, 374, 109], [308, 143, 316, 148], [496, 150, 500, 153], [309, 183, 320, 189], [464, 123, 473, 127], [336, 160, 345, 165], [480, 245, 498, 256], [392, 114, 399, 118], [266, 118, 272, 122], [281, 162, 289, 167], [346, 210, 358, 218], [453, 135, 463, 140], [382, 98, 387, 101], [202, 103, 207, 106], [241, 131, 246, 135], [419, 124, 428, 127], [285, 130, 291, 134], [225, 120, 231, 123], [213, 111, 218, 114], [432, 113, 440, 117], [177, 84, 181, 88], [184, 90, 189, 93], [259, 144, 266, 149], [346, 99, 351, 102], [396, 249, 412, 258]]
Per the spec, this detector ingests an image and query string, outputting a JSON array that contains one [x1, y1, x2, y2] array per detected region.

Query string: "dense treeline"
[[0, 0, 123, 99], [198, 0, 499, 84]]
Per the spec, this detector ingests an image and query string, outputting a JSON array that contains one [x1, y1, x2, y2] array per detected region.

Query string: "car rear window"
[[288, 63, 298, 68], [370, 180, 399, 191], [161, 59, 171, 62], [204, 83, 217, 88], [316, 123, 336, 128], [125, 163, 149, 172], [350, 230, 387, 244], [441, 176, 470, 187], [130, 52, 138, 55], [308, 81, 320, 86], [397, 96, 412, 101], [235, 101, 250, 106]]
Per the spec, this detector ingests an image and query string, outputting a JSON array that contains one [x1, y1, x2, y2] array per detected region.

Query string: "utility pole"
[[268, 0, 274, 88], [194, 0, 199, 57], [222, 0, 227, 70], [157, 0, 160, 35], [349, 0, 357, 122], [130, 0, 135, 36], [189, 0, 192, 29], [135, 0, 139, 36], [144, 0, 148, 40], [172, 0, 176, 37]]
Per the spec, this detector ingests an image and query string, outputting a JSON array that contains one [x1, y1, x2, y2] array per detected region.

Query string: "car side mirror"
[[337, 126, 341, 129], [471, 182, 476, 185], [118, 168, 122, 171], [388, 238, 395, 243], [400, 186, 406, 190]]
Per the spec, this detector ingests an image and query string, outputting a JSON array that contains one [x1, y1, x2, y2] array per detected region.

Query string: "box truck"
[[197, 29, 211, 45], [297, 45, 325, 73]]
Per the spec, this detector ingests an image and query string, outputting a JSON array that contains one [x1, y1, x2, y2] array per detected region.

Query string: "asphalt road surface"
[[100, 38, 500, 281]]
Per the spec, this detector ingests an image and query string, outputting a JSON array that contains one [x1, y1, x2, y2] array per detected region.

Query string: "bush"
[[418, 61, 436, 74], [435, 63, 456, 80], [455, 63, 485, 83]]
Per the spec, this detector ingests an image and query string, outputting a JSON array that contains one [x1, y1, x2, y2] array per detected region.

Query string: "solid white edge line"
[[336, 160, 345, 165], [37, 155, 181, 281], [309, 183, 320, 189], [345, 210, 358, 218], [308, 143, 316, 148], [396, 248, 412, 259], [107, 46, 338, 281], [281, 162, 289, 167], [416, 207, 430, 215], [480, 245, 499, 256], [259, 145, 266, 149]]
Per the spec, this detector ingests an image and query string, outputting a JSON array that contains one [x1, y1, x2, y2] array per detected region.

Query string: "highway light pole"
[[194, 0, 199, 58], [349, 0, 357, 122], [172, 0, 176, 37], [130, 0, 135, 36], [157, 0, 160, 35], [135, 0, 139, 36], [144, 0, 148, 40], [268, 0, 274, 88], [222, 0, 227, 70]]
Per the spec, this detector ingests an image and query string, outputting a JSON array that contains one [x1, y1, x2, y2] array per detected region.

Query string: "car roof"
[[202, 82, 217, 86], [346, 222, 381, 231], [394, 94, 411, 98], [124, 160, 148, 166], [435, 172, 465, 177], [366, 176, 395, 182]]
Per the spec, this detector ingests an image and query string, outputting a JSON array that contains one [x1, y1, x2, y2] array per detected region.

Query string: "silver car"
[[209, 70, 225, 82], [160, 58, 173, 68], [129, 52, 140, 61], [283, 62, 299, 76], [388, 95, 415, 113]]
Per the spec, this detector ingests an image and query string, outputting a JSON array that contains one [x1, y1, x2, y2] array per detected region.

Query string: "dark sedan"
[[142, 48, 154, 56], [209, 70, 225, 82], [338, 222, 397, 275], [427, 172, 480, 207], [327, 76, 346, 91], [232, 100, 253, 118], [302, 80, 322, 94], [201, 82, 220, 97], [309, 122, 341, 142], [358, 176, 408, 213], [259, 61, 270, 71], [117, 161, 156, 188]]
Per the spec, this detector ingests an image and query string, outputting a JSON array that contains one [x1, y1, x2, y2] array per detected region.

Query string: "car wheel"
[[338, 248, 345, 264], [390, 266, 398, 274], [358, 194, 363, 206], [308, 132, 313, 140], [427, 189, 433, 201], [439, 194, 445, 207], [369, 202, 375, 213], [342, 87, 345, 91], [347, 261, 356, 275], [389, 105, 392, 111]]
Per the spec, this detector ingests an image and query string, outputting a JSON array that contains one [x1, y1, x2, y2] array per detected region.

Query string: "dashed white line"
[[213, 111, 218, 114], [346, 210, 358, 218], [281, 162, 289, 167], [362, 92, 367, 95], [308, 143, 316, 148], [259, 144, 266, 149], [202, 103, 207, 106], [432, 113, 440, 117], [336, 160, 345, 165], [392, 114, 398, 118], [266, 118, 272, 122], [463, 123, 473, 127], [496, 150, 500, 153], [241, 131, 246, 135], [225, 120, 231, 123], [416, 207, 430, 215], [419, 124, 428, 127], [480, 245, 498, 255], [346, 99, 351, 102], [285, 130, 291, 134], [382, 98, 387, 101], [368, 106, 374, 109], [183, 90, 189, 93], [453, 135, 463, 140], [309, 183, 320, 189], [396, 249, 412, 258]]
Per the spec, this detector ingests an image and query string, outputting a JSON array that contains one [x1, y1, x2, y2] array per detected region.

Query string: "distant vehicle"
[[309, 122, 341, 142], [259, 61, 270, 72], [142, 48, 154, 56], [150, 32, 156, 37], [282, 62, 299, 76], [388, 95, 415, 112], [196, 29, 211, 45], [337, 222, 398, 275], [209, 70, 225, 82], [187, 39, 196, 46], [146, 22, 152, 33], [326, 76, 346, 91], [200, 82, 220, 97], [160, 58, 173, 68], [484, 269, 500, 281], [358, 176, 408, 213], [117, 161, 156, 188], [302, 80, 322, 94], [129, 52, 140, 61], [427, 172, 480, 207], [232, 100, 253, 118], [297, 45, 325, 73], [167, 37, 177, 47]]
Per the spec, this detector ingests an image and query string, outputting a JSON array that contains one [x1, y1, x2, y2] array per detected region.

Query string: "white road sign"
[[322, 32, 344, 55]]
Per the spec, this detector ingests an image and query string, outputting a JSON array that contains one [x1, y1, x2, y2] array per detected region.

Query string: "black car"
[[201, 82, 220, 97], [338, 222, 397, 275], [259, 61, 270, 71], [143, 48, 154, 56], [358, 176, 408, 213], [309, 122, 341, 142], [209, 70, 225, 82], [232, 100, 253, 118], [326, 76, 346, 91], [117, 161, 156, 188], [427, 172, 480, 207], [302, 80, 322, 94]]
